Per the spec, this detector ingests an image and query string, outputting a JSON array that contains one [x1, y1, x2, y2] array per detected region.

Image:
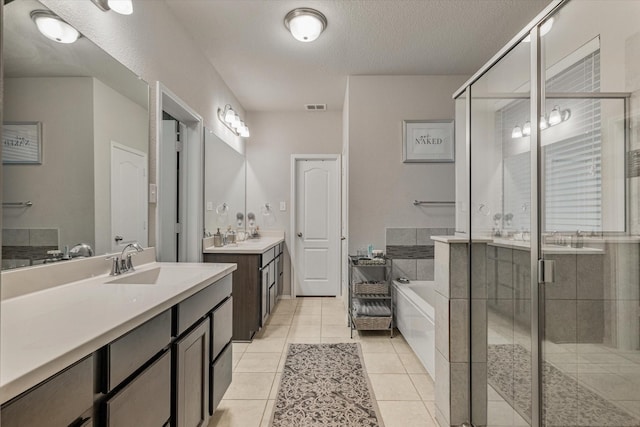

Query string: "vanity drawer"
[[210, 344, 232, 415], [105, 350, 171, 427], [106, 310, 171, 392], [261, 247, 276, 267], [175, 274, 232, 337], [1, 355, 93, 427], [211, 296, 233, 360]]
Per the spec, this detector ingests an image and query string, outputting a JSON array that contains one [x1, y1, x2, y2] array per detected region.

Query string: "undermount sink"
[[106, 267, 163, 285]]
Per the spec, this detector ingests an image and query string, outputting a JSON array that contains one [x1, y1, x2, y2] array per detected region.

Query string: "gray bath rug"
[[270, 343, 384, 427], [488, 344, 640, 427]]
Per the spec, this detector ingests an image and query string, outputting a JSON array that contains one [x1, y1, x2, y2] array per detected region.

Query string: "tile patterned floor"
[[209, 297, 437, 427]]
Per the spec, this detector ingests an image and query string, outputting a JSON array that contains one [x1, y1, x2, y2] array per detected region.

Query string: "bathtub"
[[393, 280, 435, 379]]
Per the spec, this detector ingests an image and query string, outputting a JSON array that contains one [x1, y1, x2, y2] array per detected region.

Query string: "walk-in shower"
[[455, 1, 640, 425]]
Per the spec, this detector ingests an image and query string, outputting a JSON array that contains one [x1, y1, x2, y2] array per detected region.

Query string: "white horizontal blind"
[[499, 51, 602, 233], [543, 51, 601, 232]]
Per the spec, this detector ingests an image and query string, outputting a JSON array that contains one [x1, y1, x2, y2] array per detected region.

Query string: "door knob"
[[114, 235, 123, 243], [341, 236, 346, 241], [297, 232, 303, 237]]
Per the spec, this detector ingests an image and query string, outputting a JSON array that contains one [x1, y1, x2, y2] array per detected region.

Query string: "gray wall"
[[347, 75, 469, 253]]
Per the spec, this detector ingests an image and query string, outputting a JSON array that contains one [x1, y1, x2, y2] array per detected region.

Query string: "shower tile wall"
[[385, 228, 454, 280], [2, 228, 58, 269]]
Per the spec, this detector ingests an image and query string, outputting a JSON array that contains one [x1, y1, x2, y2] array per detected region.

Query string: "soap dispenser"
[[213, 228, 223, 247]]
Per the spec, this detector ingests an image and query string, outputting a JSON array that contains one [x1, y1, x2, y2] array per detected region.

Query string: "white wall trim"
[[155, 81, 204, 262], [290, 153, 342, 298]]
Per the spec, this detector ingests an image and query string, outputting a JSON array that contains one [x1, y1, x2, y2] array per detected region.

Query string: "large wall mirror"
[[2, 0, 150, 270], [203, 128, 245, 237]]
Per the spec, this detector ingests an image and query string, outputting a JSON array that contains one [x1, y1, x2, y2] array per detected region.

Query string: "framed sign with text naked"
[[402, 119, 454, 163], [2, 122, 42, 164]]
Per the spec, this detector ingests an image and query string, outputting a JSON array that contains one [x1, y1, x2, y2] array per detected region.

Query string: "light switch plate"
[[280, 201, 286, 211], [149, 184, 157, 203]]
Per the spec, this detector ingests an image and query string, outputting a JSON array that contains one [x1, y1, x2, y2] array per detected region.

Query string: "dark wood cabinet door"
[[174, 318, 210, 427]]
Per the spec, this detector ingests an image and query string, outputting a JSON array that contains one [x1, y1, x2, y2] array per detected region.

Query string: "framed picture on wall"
[[402, 119, 454, 163], [2, 122, 42, 164]]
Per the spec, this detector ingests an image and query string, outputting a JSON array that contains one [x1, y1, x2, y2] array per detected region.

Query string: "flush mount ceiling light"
[[284, 8, 327, 42], [218, 104, 250, 138], [524, 17, 554, 42], [30, 10, 80, 44], [90, 0, 134, 15]]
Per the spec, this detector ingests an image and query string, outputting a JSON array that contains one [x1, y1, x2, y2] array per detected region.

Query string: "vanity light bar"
[[218, 104, 250, 138]]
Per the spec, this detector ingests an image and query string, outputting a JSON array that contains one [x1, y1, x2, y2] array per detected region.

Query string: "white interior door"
[[111, 143, 147, 252], [294, 156, 340, 296]]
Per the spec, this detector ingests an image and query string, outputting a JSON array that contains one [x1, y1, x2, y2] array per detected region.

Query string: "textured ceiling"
[[164, 0, 553, 112]]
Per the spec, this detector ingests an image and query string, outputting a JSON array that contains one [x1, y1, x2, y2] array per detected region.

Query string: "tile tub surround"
[[0, 258, 237, 403], [2, 227, 59, 267], [385, 228, 454, 281], [432, 238, 489, 427]]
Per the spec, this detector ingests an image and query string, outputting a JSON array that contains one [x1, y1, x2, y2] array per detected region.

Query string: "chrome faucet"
[[108, 242, 144, 276]]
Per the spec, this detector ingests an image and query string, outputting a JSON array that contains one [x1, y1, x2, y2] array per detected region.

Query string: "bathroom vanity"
[[203, 235, 284, 341], [0, 254, 236, 427]]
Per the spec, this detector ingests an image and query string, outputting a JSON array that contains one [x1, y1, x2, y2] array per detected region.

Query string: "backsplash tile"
[[386, 245, 434, 259]]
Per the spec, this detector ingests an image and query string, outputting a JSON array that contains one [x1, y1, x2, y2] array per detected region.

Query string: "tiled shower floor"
[[488, 310, 640, 427]]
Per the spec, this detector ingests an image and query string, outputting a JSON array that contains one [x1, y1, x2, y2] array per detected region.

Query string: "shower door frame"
[[456, 0, 633, 425]]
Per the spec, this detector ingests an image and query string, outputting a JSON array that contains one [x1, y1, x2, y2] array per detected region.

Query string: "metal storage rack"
[[348, 256, 393, 338]]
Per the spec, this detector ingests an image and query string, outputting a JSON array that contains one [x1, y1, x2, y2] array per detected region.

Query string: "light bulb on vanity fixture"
[[31, 10, 80, 44], [512, 125, 523, 139], [284, 8, 327, 42], [90, 0, 133, 15], [218, 104, 250, 138], [511, 106, 571, 140], [522, 121, 531, 137]]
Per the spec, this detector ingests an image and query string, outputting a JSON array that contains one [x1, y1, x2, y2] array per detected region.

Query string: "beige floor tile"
[[321, 324, 352, 338], [363, 352, 407, 373], [423, 400, 437, 419], [209, 399, 267, 427], [295, 305, 322, 315], [245, 338, 287, 353], [285, 336, 322, 344], [399, 352, 428, 374], [410, 373, 435, 401], [321, 314, 349, 326], [288, 324, 321, 338], [391, 338, 414, 354], [259, 400, 276, 427], [321, 336, 355, 344], [290, 315, 322, 326], [233, 342, 250, 354], [267, 314, 293, 326], [271, 304, 297, 315], [369, 374, 421, 400], [232, 350, 243, 371], [269, 373, 283, 399], [359, 338, 396, 353], [223, 373, 275, 399], [235, 352, 282, 373], [377, 401, 435, 427], [256, 324, 290, 339], [321, 307, 347, 317]]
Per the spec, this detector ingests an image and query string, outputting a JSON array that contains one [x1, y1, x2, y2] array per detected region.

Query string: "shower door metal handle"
[[297, 232, 303, 238], [538, 259, 555, 284]]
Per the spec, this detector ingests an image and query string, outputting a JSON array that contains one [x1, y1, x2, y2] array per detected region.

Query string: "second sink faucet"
[[109, 242, 144, 276]]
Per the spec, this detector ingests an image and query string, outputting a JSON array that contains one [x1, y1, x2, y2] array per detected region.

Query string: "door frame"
[[290, 154, 342, 298], [110, 141, 148, 252], [155, 82, 203, 262]]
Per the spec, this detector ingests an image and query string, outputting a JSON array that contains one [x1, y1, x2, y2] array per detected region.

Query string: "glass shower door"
[[538, 2, 640, 425]]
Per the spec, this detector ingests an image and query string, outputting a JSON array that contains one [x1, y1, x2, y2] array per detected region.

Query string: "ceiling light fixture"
[[524, 17, 554, 42], [218, 104, 250, 138], [90, 0, 134, 15], [30, 10, 80, 44], [284, 8, 327, 42]]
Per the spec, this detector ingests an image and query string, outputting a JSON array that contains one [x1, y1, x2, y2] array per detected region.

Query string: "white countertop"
[[0, 261, 236, 403], [203, 236, 284, 254]]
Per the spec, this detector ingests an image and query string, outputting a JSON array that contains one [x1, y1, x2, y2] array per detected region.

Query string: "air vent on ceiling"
[[305, 104, 327, 111]]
